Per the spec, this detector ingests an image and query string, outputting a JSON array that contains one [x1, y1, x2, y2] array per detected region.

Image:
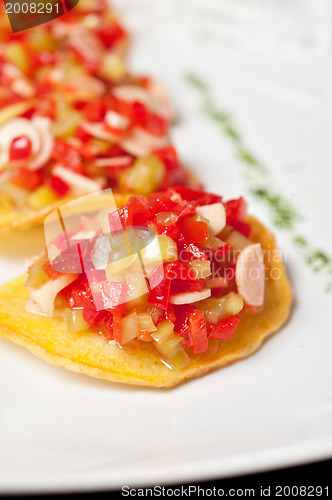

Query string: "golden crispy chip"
[[0, 217, 292, 388], [0, 193, 132, 234]]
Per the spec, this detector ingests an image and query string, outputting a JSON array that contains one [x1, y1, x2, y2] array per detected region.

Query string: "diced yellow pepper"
[[197, 292, 244, 324], [188, 260, 212, 279], [0, 100, 33, 127], [27, 31, 58, 53], [4, 42, 30, 73], [140, 234, 178, 265], [65, 309, 89, 334], [51, 110, 82, 138], [27, 186, 58, 209], [120, 311, 139, 343], [106, 253, 138, 277], [101, 53, 127, 81], [119, 156, 165, 195], [151, 320, 174, 344], [137, 313, 157, 332]]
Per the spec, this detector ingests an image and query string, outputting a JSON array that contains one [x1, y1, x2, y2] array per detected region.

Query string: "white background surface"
[[0, 0, 331, 493]]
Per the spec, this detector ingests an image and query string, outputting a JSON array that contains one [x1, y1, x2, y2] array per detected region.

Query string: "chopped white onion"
[[0, 116, 54, 170], [105, 110, 129, 131], [235, 243, 265, 307], [196, 203, 226, 235], [81, 121, 118, 142], [0, 171, 11, 184], [65, 75, 106, 97], [93, 156, 132, 168], [3, 64, 35, 98], [52, 165, 104, 195], [169, 289, 211, 305], [69, 28, 104, 66], [28, 274, 78, 316], [0, 117, 40, 166], [28, 117, 54, 170], [113, 84, 171, 119], [205, 277, 229, 289], [145, 79, 173, 121], [120, 127, 169, 157], [113, 85, 152, 106], [91, 234, 111, 269]]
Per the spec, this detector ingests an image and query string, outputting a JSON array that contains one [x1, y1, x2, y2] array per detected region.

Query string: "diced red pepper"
[[189, 309, 208, 354], [155, 211, 179, 239], [97, 312, 114, 340], [42, 260, 64, 280], [62, 276, 90, 305], [163, 164, 192, 188], [76, 124, 92, 143], [207, 315, 239, 340], [170, 279, 205, 295], [174, 304, 195, 348], [131, 100, 168, 137], [159, 303, 176, 324], [142, 112, 168, 137], [11, 168, 43, 191], [137, 330, 153, 341], [179, 217, 209, 243], [93, 280, 127, 310], [63, 272, 112, 327], [9, 135, 32, 161], [84, 306, 107, 327], [73, 100, 88, 111], [228, 218, 251, 238], [108, 205, 133, 233], [164, 262, 196, 281], [225, 197, 247, 222], [112, 313, 123, 342], [106, 95, 133, 122], [83, 99, 106, 122], [173, 200, 196, 220], [50, 176, 70, 197], [170, 186, 222, 206], [31, 50, 57, 69], [166, 304, 176, 323], [177, 240, 207, 262], [148, 191, 177, 214], [127, 195, 151, 226], [96, 23, 126, 48], [156, 223, 179, 240], [148, 276, 171, 310], [131, 101, 149, 128], [52, 140, 84, 174], [153, 145, 179, 171]]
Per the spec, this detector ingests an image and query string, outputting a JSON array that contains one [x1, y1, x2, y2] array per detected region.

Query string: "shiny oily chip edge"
[[0, 216, 292, 388]]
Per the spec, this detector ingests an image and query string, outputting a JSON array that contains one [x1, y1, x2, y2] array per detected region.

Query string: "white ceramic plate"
[[1, 0, 332, 493]]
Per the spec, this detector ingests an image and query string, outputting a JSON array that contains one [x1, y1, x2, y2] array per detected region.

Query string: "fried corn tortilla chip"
[[0, 217, 292, 388], [0, 168, 198, 235], [0, 193, 133, 234]]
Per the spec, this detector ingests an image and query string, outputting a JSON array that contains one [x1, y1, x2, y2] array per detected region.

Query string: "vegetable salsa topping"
[[0, 0, 195, 215], [26, 188, 266, 369]]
